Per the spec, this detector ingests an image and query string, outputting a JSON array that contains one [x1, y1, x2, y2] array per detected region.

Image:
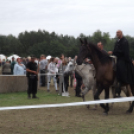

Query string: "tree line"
[[0, 30, 134, 58]]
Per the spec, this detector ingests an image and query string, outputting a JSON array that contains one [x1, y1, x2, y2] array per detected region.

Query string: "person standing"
[[74, 56, 82, 97], [57, 54, 64, 69], [39, 54, 48, 86], [75, 71, 82, 97], [47, 57, 58, 92], [2, 60, 11, 75], [26, 56, 38, 99], [21, 58, 27, 66], [0, 59, 1, 67], [13, 58, 26, 75], [59, 59, 69, 94], [2, 59, 5, 66], [56, 54, 65, 95], [11, 57, 16, 74]]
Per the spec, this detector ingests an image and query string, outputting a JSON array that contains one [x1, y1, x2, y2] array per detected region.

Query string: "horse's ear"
[[84, 38, 88, 44], [80, 38, 84, 45]]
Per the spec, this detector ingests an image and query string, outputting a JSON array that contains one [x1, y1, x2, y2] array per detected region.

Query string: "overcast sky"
[[0, 0, 134, 37]]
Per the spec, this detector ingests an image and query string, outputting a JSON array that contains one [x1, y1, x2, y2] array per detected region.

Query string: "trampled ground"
[[0, 86, 134, 134]]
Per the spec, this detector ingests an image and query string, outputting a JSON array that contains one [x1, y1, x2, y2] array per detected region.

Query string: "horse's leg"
[[122, 85, 132, 107], [81, 86, 90, 109], [104, 88, 110, 115], [126, 85, 134, 113], [92, 84, 97, 110], [126, 84, 132, 96], [94, 87, 105, 111], [110, 79, 118, 108], [110, 87, 115, 109]]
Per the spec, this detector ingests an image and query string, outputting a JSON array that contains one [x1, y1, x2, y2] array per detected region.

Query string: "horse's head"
[[64, 60, 75, 75], [76, 38, 90, 65]]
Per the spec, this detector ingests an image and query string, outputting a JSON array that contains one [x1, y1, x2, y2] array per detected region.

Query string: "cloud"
[[0, 0, 134, 37]]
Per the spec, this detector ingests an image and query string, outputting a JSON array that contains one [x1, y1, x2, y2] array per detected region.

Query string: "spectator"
[[2, 60, 11, 75], [56, 54, 65, 90], [68, 57, 72, 62], [83, 58, 90, 65], [26, 56, 31, 64], [74, 56, 82, 97], [13, 58, 26, 75], [55, 57, 60, 85], [39, 54, 48, 87], [75, 71, 82, 97], [21, 58, 27, 66], [0, 59, 1, 67], [11, 57, 16, 74], [68, 57, 74, 87], [61, 59, 69, 94], [2, 59, 6, 66], [74, 55, 77, 65], [35, 58, 39, 65], [57, 54, 64, 69], [47, 57, 58, 92], [26, 55, 38, 99]]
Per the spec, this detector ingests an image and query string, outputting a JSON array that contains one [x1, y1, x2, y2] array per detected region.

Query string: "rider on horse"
[[108, 30, 134, 87]]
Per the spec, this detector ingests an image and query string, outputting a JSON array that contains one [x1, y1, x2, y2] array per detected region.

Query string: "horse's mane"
[[88, 43, 112, 64]]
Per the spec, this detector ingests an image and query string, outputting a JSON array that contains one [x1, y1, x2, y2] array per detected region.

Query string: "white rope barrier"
[[0, 73, 63, 76], [0, 96, 134, 111]]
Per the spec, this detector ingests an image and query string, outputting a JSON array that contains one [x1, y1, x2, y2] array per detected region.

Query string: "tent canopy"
[[46, 55, 52, 60], [0, 54, 6, 61], [7, 54, 20, 61]]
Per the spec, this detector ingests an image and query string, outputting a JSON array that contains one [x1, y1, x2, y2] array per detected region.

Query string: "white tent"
[[0, 54, 6, 61], [7, 54, 20, 61], [46, 55, 52, 60]]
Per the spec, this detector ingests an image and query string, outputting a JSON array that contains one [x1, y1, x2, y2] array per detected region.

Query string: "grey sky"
[[0, 0, 134, 37]]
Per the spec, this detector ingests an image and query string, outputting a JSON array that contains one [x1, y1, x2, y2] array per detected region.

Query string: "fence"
[[0, 73, 64, 94]]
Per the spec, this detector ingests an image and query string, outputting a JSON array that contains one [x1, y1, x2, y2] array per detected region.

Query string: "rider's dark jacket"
[[113, 37, 134, 84]]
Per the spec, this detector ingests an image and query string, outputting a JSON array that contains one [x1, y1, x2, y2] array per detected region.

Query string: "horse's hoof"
[[103, 112, 108, 116], [87, 105, 90, 109], [92, 107, 97, 110], [110, 106, 113, 109]]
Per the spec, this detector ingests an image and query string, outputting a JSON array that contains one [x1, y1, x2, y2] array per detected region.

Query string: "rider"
[[108, 30, 134, 86]]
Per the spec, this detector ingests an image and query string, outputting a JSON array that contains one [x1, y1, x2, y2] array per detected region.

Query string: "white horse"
[[64, 60, 97, 108]]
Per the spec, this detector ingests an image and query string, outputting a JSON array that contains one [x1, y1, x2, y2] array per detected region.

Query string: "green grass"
[[0, 88, 82, 107]]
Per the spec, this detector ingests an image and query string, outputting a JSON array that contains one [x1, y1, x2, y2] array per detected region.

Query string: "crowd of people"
[[2, 30, 132, 99], [0, 53, 89, 99]]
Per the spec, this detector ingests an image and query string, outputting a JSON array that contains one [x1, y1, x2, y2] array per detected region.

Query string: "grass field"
[[0, 86, 134, 134]]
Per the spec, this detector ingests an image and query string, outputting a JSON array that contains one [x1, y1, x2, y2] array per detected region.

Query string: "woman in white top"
[[13, 58, 26, 75], [47, 57, 58, 92]]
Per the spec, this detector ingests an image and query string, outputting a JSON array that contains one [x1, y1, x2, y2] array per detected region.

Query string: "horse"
[[76, 39, 134, 115], [64, 59, 121, 109], [64, 60, 96, 101]]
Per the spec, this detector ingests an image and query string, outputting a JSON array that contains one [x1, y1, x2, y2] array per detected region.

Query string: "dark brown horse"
[[76, 39, 134, 115]]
